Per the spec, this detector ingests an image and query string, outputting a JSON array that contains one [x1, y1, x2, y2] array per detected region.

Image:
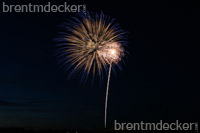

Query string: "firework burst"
[[56, 11, 127, 128], [56, 12, 126, 81]]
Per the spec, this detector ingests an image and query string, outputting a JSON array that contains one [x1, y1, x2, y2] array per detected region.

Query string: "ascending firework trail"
[[55, 11, 127, 128]]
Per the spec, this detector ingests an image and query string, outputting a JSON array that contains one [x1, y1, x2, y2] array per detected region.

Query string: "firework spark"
[[56, 12, 126, 80], [56, 11, 127, 128], [97, 41, 124, 65]]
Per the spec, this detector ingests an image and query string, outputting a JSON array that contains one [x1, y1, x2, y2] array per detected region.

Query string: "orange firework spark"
[[56, 12, 126, 81], [56, 11, 127, 128]]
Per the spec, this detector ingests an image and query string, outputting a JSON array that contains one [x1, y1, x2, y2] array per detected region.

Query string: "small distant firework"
[[56, 11, 127, 128]]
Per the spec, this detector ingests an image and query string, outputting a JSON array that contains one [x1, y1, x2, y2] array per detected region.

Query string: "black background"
[[0, 0, 199, 131]]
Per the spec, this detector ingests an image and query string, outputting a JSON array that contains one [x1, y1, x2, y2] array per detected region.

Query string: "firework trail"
[[104, 63, 111, 128], [56, 11, 127, 128]]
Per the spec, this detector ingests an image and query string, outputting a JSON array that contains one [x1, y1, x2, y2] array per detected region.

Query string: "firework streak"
[[56, 12, 127, 128]]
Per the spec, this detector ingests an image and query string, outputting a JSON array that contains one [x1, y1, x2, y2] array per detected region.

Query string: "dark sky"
[[0, 0, 199, 130]]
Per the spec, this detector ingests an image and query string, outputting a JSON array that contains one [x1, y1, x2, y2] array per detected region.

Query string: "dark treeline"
[[0, 128, 75, 133]]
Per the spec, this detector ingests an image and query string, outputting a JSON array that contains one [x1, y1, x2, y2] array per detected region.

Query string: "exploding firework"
[[56, 11, 127, 128], [56, 12, 126, 80]]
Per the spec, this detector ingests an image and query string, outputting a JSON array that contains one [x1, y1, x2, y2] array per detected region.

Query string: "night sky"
[[0, 0, 199, 130]]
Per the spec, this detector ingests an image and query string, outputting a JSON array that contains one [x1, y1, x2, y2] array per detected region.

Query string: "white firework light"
[[97, 41, 124, 65], [56, 12, 127, 128]]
